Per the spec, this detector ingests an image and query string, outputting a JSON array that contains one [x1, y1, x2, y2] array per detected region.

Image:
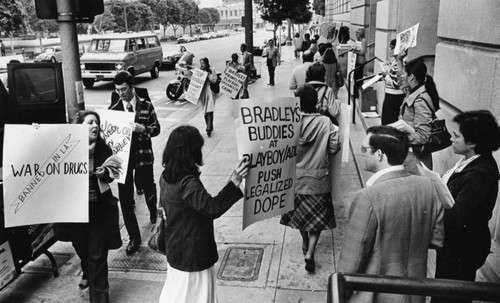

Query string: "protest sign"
[[0, 241, 16, 290], [347, 51, 357, 95], [96, 109, 134, 184], [235, 97, 301, 230], [185, 68, 208, 105], [331, 103, 352, 203], [395, 23, 419, 55], [3, 124, 88, 227], [220, 66, 247, 99]]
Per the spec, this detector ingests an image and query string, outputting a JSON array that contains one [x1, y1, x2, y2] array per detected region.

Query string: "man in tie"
[[240, 43, 254, 98], [109, 71, 160, 255]]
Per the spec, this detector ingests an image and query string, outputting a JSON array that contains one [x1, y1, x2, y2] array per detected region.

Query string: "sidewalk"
[[0, 44, 365, 303]]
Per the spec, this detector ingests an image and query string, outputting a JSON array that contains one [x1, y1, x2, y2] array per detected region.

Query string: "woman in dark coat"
[[432, 110, 500, 303], [55, 110, 122, 303]]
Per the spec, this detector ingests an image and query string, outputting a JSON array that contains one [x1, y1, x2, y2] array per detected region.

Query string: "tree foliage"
[[198, 8, 211, 31], [178, 0, 199, 35], [0, 0, 25, 35], [107, 0, 154, 32], [312, 0, 325, 16], [91, 10, 117, 34], [289, 0, 313, 24], [256, 0, 311, 26], [205, 7, 220, 31]]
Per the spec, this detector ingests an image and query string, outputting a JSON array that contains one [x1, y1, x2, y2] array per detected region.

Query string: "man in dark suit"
[[109, 71, 160, 255], [240, 43, 254, 99]]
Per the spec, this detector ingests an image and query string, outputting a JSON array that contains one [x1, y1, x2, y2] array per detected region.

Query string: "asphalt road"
[[83, 30, 275, 121]]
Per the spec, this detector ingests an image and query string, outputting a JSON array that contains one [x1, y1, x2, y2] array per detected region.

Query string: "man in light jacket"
[[338, 125, 444, 303]]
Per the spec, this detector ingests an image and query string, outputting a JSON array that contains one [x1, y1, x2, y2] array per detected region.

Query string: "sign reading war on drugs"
[[185, 68, 208, 105], [221, 66, 247, 99], [97, 109, 134, 184], [235, 97, 301, 229], [3, 124, 89, 228]]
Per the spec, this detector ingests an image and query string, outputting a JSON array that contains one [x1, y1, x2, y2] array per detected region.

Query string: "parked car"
[[80, 33, 163, 88], [199, 33, 211, 40], [162, 45, 186, 69], [177, 35, 192, 44], [208, 32, 217, 39], [34, 46, 62, 62], [191, 35, 200, 42], [215, 32, 225, 38]]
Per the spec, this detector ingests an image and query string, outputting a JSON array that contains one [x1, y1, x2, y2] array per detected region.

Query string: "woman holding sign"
[[199, 57, 218, 137], [55, 110, 122, 303], [158, 125, 249, 303], [280, 84, 340, 273]]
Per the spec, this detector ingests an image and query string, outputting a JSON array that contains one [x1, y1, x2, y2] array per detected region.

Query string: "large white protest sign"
[[3, 124, 88, 227], [235, 97, 301, 230], [220, 66, 247, 99], [185, 68, 208, 105], [395, 23, 419, 55], [97, 109, 134, 184]]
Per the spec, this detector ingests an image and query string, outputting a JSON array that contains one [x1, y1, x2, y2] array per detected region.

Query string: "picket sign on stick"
[[96, 109, 134, 184], [394, 23, 419, 55], [235, 97, 301, 230], [185, 68, 208, 105], [3, 124, 89, 227], [220, 66, 247, 99]]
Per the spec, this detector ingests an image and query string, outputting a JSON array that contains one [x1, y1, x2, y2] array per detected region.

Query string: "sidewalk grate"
[[217, 247, 263, 281], [108, 246, 168, 271]]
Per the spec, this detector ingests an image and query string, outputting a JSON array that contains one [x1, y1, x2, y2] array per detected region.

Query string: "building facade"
[[325, 0, 500, 284]]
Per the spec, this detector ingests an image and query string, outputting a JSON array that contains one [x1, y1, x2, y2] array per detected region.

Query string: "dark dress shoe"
[[305, 256, 315, 273], [78, 278, 89, 289], [126, 239, 140, 255], [136, 189, 144, 195]]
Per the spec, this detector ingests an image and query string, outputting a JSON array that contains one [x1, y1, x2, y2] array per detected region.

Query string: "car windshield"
[[42, 48, 54, 53], [88, 39, 126, 53]]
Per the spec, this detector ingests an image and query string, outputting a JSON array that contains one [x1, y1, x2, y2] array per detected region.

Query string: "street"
[[83, 30, 274, 123]]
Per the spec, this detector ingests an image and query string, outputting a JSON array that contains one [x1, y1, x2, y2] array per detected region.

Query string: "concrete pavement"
[[0, 44, 367, 303]]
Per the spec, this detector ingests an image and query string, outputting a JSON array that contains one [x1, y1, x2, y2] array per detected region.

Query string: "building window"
[[331, 0, 349, 14]]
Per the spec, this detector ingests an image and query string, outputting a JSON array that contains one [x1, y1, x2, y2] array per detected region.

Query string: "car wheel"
[[166, 83, 183, 100], [82, 78, 94, 88], [150, 63, 160, 79], [51, 57, 57, 63]]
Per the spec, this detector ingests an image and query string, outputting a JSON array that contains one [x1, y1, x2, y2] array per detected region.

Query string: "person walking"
[[262, 39, 280, 86], [339, 125, 444, 303], [280, 84, 340, 273], [240, 43, 254, 97], [199, 57, 218, 137], [432, 110, 500, 303], [292, 33, 303, 58], [109, 71, 160, 255], [289, 50, 314, 92], [322, 48, 341, 99], [0, 40, 5, 56], [305, 62, 342, 124], [158, 125, 249, 303], [380, 39, 405, 125], [55, 110, 122, 303]]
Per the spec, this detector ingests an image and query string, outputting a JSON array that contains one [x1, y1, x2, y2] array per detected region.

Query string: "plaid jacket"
[[109, 93, 160, 167]]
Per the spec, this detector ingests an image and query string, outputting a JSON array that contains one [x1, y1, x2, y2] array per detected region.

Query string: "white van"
[[80, 33, 163, 88]]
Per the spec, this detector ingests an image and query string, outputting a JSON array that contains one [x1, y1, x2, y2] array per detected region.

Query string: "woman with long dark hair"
[[391, 57, 440, 169], [432, 110, 500, 303], [322, 48, 341, 98], [199, 57, 218, 137], [55, 110, 122, 303], [158, 125, 249, 303]]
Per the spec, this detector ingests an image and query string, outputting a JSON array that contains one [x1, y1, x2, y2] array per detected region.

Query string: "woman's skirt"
[[159, 263, 218, 303], [280, 193, 336, 232]]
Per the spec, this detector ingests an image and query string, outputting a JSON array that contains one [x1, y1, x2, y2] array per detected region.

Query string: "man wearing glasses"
[[338, 125, 444, 303], [109, 71, 160, 255]]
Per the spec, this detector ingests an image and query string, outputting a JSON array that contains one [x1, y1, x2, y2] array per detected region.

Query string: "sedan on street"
[[34, 46, 62, 62]]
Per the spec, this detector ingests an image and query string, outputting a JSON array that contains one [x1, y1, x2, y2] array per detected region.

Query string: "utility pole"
[[123, 0, 128, 32], [244, 0, 253, 50], [56, 0, 85, 122]]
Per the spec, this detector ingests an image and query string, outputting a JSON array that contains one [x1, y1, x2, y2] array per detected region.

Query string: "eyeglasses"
[[360, 145, 374, 154]]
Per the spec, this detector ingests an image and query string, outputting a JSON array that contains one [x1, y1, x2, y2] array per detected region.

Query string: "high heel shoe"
[[305, 256, 315, 273], [78, 278, 89, 289]]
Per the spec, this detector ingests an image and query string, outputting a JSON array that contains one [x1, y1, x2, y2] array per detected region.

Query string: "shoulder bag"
[[148, 208, 166, 255], [414, 94, 452, 156]]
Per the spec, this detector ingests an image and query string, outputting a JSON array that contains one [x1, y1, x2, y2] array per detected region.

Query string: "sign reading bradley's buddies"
[[185, 68, 208, 105], [220, 66, 247, 99], [235, 97, 301, 230], [3, 124, 89, 228]]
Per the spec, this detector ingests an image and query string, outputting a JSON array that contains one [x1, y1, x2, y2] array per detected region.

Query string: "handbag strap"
[[417, 91, 437, 119], [318, 85, 327, 109]]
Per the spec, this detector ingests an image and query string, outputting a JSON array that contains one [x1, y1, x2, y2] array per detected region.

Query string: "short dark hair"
[[306, 61, 326, 82], [113, 70, 134, 87], [240, 43, 247, 50], [162, 125, 204, 183], [366, 126, 409, 165], [453, 110, 500, 155], [390, 39, 397, 48], [297, 84, 318, 113], [302, 50, 314, 63], [231, 53, 239, 61]]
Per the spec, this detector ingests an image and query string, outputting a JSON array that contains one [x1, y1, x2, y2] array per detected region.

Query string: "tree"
[[205, 7, 220, 32], [255, 0, 311, 40], [91, 11, 117, 34], [198, 8, 211, 32], [178, 0, 199, 35], [108, 0, 153, 32], [0, 0, 24, 35], [312, 0, 325, 16]]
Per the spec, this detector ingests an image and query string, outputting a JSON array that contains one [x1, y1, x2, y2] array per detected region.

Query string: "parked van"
[[80, 33, 163, 88]]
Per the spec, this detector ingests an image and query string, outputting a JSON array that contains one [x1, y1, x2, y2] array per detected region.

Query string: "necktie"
[[126, 101, 133, 112]]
